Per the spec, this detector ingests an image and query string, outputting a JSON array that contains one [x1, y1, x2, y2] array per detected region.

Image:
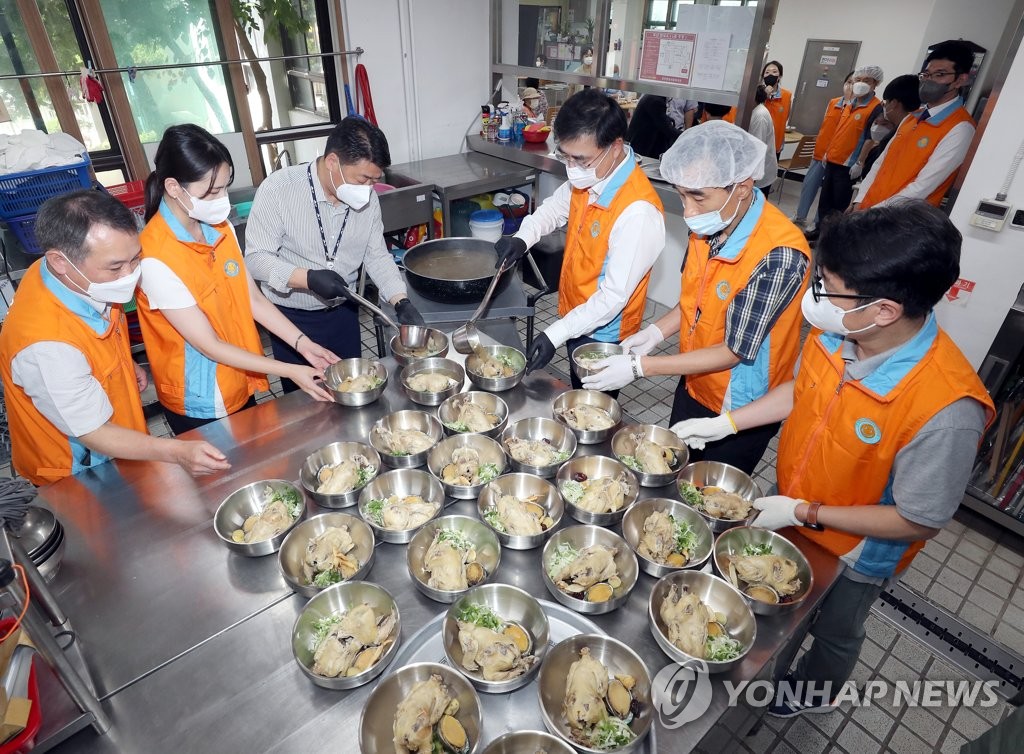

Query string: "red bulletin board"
[[639, 29, 698, 85]]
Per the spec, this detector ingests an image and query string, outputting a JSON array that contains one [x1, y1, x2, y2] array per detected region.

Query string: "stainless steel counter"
[[37, 341, 840, 753]]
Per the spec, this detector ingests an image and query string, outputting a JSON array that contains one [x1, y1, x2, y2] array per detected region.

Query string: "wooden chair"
[[773, 134, 817, 201]]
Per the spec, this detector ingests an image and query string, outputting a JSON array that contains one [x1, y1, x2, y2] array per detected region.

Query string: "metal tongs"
[[342, 288, 430, 350], [452, 258, 514, 355]]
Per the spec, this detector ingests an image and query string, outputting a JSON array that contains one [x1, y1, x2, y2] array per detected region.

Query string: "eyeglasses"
[[918, 70, 957, 81], [811, 272, 879, 303], [552, 144, 611, 169]]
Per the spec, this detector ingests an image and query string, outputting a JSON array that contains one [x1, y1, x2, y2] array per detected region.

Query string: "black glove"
[[307, 269, 350, 300], [494, 236, 528, 270], [395, 298, 425, 326], [526, 333, 556, 373]]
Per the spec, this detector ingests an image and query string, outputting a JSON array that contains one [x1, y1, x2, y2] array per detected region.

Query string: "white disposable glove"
[[581, 354, 639, 391], [620, 323, 665, 356], [849, 163, 864, 181], [752, 495, 802, 530], [669, 414, 737, 450]]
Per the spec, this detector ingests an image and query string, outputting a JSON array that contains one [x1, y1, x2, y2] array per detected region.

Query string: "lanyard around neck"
[[307, 161, 350, 263]]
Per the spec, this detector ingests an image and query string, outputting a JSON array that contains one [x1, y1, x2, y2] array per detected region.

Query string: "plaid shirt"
[[704, 233, 808, 361]]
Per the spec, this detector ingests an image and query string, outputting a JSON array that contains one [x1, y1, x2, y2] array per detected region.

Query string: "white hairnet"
[[659, 120, 766, 189], [856, 65, 884, 83]]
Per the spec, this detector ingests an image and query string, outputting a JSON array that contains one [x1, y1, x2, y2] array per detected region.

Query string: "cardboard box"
[[0, 696, 31, 745]]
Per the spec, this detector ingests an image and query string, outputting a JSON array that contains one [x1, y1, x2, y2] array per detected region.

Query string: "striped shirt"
[[244, 161, 407, 310], [704, 231, 808, 361]]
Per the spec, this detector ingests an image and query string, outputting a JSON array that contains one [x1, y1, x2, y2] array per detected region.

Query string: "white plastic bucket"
[[468, 210, 504, 242]]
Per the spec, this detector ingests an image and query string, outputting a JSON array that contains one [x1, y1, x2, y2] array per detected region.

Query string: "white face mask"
[[565, 145, 611, 189], [526, 99, 539, 110], [870, 123, 893, 141], [800, 287, 880, 335], [684, 184, 741, 236], [330, 162, 372, 210], [852, 81, 871, 98], [176, 190, 231, 225], [583, 56, 594, 66], [60, 253, 141, 305]]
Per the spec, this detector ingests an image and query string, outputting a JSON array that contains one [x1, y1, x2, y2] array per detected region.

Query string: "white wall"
[[938, 43, 1024, 367], [343, 0, 490, 163], [766, 0, 1014, 104]]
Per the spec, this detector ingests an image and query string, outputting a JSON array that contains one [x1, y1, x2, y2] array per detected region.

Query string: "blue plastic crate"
[[0, 158, 91, 220], [5, 213, 43, 255]]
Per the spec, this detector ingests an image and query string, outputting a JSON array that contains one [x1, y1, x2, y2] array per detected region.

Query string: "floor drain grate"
[[874, 583, 1024, 702]]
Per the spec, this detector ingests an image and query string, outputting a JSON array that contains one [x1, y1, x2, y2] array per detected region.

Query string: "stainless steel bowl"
[[611, 424, 689, 488], [676, 461, 761, 533], [465, 344, 527, 392], [712, 526, 814, 615], [407, 515, 502, 603], [437, 391, 509, 439], [442, 583, 550, 693], [427, 433, 508, 500], [621, 498, 715, 577], [541, 526, 638, 615], [278, 512, 376, 598], [554, 455, 639, 526], [390, 328, 449, 367], [359, 662, 482, 753], [369, 410, 444, 469], [36, 531, 66, 583], [551, 389, 622, 444], [357, 468, 446, 544], [481, 730, 576, 754], [401, 357, 466, 406], [476, 473, 563, 550], [213, 479, 306, 557], [571, 342, 624, 379], [299, 441, 382, 509], [500, 417, 577, 478], [648, 570, 757, 674], [14, 507, 56, 557], [537, 634, 654, 754], [291, 581, 401, 690], [323, 358, 388, 407]]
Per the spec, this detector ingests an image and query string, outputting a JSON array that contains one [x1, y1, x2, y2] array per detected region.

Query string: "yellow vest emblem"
[[590, 220, 601, 238], [916, 136, 930, 148], [224, 259, 240, 277]]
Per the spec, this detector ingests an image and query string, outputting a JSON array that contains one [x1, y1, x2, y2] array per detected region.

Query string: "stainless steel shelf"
[[964, 487, 1024, 538]]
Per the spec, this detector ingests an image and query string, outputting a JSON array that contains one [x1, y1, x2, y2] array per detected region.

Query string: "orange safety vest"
[[858, 101, 974, 209], [765, 88, 793, 153], [777, 318, 994, 578], [136, 203, 269, 417], [812, 97, 845, 161], [559, 154, 664, 342], [0, 260, 146, 485], [679, 192, 810, 412], [824, 95, 880, 166]]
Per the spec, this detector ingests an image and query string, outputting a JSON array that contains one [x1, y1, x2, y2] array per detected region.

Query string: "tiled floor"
[[1, 176, 1022, 751]]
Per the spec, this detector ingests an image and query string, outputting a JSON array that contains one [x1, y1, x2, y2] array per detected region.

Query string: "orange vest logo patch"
[[715, 280, 731, 300], [224, 259, 240, 277], [916, 137, 930, 148], [854, 418, 882, 444], [590, 220, 601, 238]]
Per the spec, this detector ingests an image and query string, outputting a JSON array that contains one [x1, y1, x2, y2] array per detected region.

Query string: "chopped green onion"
[[455, 603, 503, 630], [589, 717, 636, 749], [678, 481, 704, 508], [312, 569, 344, 588], [706, 633, 743, 662], [482, 507, 506, 533], [669, 514, 698, 555], [444, 420, 471, 433], [618, 455, 643, 472], [364, 498, 386, 526], [311, 614, 343, 649], [742, 543, 774, 556], [267, 486, 303, 520], [559, 479, 585, 504], [436, 529, 474, 551], [547, 542, 580, 580], [354, 464, 376, 488], [477, 463, 500, 482]]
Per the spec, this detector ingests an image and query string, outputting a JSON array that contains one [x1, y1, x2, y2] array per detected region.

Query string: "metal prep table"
[[387, 152, 538, 237], [28, 339, 841, 753]]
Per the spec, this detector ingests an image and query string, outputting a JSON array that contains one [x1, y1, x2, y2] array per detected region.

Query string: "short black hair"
[[925, 40, 975, 76], [883, 74, 922, 112], [326, 116, 391, 169], [817, 201, 960, 319], [145, 123, 234, 221], [762, 60, 783, 79], [702, 102, 732, 118], [37, 189, 138, 264], [755, 85, 768, 105], [525, 77, 540, 89], [553, 89, 628, 147]]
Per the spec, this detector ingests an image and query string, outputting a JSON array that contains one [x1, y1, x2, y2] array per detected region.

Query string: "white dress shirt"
[[857, 97, 975, 206], [514, 148, 666, 348]]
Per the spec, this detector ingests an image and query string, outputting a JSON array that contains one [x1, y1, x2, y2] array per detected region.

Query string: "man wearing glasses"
[[676, 203, 992, 716], [494, 89, 666, 390], [854, 41, 976, 210]]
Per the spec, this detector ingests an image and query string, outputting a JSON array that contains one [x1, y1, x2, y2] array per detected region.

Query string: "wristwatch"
[[802, 500, 825, 531]]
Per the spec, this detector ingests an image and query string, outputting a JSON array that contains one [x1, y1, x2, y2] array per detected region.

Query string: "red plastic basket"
[[0, 619, 42, 753], [0, 159, 91, 220], [106, 180, 146, 223]]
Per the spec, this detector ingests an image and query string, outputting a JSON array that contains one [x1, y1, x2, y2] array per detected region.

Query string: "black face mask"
[[763, 74, 780, 87]]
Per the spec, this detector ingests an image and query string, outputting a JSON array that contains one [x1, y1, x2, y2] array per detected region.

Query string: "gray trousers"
[[791, 572, 885, 690]]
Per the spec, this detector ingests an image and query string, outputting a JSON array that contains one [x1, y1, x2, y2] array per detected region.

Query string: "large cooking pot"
[[402, 237, 511, 304]]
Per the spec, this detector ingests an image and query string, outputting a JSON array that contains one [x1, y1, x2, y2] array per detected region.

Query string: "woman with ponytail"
[[136, 124, 338, 435]]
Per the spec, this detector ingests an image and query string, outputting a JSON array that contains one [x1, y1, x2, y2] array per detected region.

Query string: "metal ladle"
[[452, 259, 513, 355], [343, 289, 430, 350]]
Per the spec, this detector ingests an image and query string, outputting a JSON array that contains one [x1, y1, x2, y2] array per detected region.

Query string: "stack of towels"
[[0, 130, 86, 175]]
